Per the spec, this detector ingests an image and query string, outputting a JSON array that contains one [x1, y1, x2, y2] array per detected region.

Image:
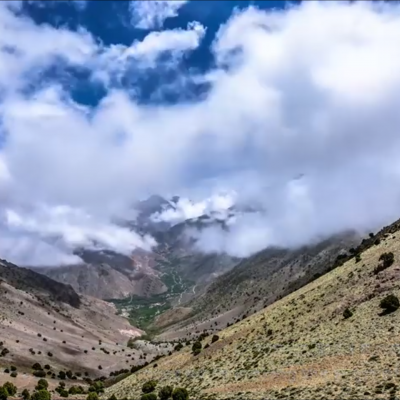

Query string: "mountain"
[[35, 249, 167, 300], [154, 231, 360, 338], [0, 258, 159, 378], [35, 195, 239, 301], [105, 218, 400, 400]]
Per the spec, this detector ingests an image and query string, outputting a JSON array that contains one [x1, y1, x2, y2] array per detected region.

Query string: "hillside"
[[105, 219, 400, 400], [35, 250, 167, 300], [0, 259, 171, 390], [155, 232, 359, 340]]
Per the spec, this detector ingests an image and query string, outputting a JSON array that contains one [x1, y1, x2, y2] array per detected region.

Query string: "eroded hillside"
[[105, 220, 400, 400], [0, 260, 171, 390]]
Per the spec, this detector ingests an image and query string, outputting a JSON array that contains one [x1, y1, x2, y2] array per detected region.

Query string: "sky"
[[2, 0, 400, 264]]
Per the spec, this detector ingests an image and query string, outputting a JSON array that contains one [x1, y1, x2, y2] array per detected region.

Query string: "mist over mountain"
[[1, 0, 400, 268]]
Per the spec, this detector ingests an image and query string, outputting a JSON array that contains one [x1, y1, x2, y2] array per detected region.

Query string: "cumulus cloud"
[[151, 192, 236, 225], [3, 1, 400, 263], [93, 21, 206, 86], [129, 0, 188, 30]]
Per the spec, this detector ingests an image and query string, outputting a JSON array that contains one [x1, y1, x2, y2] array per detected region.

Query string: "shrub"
[[380, 294, 400, 315], [174, 343, 183, 352], [10, 366, 17, 372], [58, 371, 66, 380], [142, 380, 157, 394], [211, 335, 219, 344], [59, 390, 68, 398], [69, 386, 84, 395], [343, 308, 353, 319], [31, 390, 51, 400], [33, 371, 46, 378], [32, 363, 42, 371], [158, 385, 173, 400], [86, 393, 98, 400], [172, 388, 189, 400], [3, 382, 17, 396], [192, 341, 202, 356], [22, 389, 31, 400], [36, 379, 49, 391], [0, 387, 8, 400], [141, 394, 157, 400], [375, 252, 395, 274], [44, 365, 50, 370], [10, 372, 17, 378], [108, 395, 117, 400]]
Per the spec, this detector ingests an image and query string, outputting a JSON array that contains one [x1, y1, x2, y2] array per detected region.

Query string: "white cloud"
[[3, 1, 400, 264], [129, 0, 188, 30], [151, 192, 236, 225], [93, 22, 206, 86]]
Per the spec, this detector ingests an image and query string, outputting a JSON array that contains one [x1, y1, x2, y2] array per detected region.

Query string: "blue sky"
[[22, 0, 295, 106], [2, 0, 400, 265]]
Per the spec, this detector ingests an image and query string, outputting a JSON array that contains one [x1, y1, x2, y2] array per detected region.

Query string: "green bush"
[[141, 394, 157, 400], [191, 341, 202, 356], [108, 395, 117, 400], [3, 382, 17, 396], [380, 294, 400, 315], [158, 385, 173, 400], [142, 380, 157, 394], [68, 386, 84, 395], [59, 390, 68, 398], [172, 388, 189, 400], [22, 389, 31, 400], [0, 387, 8, 400], [86, 393, 98, 400], [35, 379, 49, 391], [32, 363, 42, 371], [343, 308, 353, 319], [31, 390, 51, 400]]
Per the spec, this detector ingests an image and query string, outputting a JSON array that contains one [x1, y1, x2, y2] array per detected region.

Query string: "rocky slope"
[[35, 249, 167, 300], [0, 259, 170, 388], [105, 219, 400, 400], [155, 231, 360, 339]]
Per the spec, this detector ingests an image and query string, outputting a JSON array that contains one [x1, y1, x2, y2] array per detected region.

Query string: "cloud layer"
[[2, 1, 400, 263]]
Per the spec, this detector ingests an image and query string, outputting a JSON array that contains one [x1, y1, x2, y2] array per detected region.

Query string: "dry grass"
[[105, 229, 400, 399]]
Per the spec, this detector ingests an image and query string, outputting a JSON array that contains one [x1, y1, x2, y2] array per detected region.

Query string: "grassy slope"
[[105, 221, 400, 400]]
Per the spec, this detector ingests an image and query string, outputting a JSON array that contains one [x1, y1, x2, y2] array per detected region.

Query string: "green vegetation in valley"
[[110, 260, 194, 331]]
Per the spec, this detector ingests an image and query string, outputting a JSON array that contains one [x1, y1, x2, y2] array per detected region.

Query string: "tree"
[[0, 387, 8, 400], [172, 388, 189, 400], [35, 379, 49, 391], [22, 389, 31, 400], [142, 380, 157, 394], [141, 394, 157, 400], [108, 395, 117, 400], [31, 390, 51, 400], [158, 385, 173, 400], [3, 382, 17, 396], [86, 393, 98, 400]]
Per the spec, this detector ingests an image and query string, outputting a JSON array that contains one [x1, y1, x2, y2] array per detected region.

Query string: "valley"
[[110, 259, 196, 333]]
